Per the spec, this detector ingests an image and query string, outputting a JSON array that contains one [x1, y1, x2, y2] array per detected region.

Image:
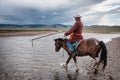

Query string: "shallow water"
[[0, 33, 119, 80]]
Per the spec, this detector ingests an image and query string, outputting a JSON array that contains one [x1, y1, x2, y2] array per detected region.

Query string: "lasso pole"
[[31, 31, 64, 66], [31, 31, 64, 41]]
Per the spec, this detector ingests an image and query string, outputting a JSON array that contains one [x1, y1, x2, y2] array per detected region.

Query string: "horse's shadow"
[[53, 64, 102, 80], [54, 71, 79, 80], [63, 66, 79, 80], [54, 67, 79, 80], [66, 72, 79, 80]]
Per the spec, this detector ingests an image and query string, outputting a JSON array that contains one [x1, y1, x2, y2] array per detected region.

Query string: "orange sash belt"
[[69, 33, 82, 40]]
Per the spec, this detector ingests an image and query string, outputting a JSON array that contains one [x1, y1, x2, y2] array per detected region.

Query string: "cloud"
[[98, 15, 112, 25], [82, 0, 120, 16], [0, 0, 119, 25], [81, 0, 120, 25], [91, 0, 120, 12], [98, 13, 120, 26], [52, 12, 58, 16], [0, 0, 70, 11]]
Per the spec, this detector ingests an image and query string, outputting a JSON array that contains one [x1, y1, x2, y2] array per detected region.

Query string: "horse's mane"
[[57, 38, 68, 42], [57, 38, 64, 41]]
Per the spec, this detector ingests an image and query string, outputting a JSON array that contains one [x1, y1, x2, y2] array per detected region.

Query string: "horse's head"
[[54, 38, 67, 52]]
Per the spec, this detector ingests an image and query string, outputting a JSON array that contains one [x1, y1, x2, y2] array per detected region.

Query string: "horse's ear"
[[54, 39, 57, 41], [64, 38, 68, 42]]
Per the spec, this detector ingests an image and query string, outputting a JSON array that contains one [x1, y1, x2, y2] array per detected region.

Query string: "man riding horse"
[[64, 14, 83, 56], [54, 15, 107, 72]]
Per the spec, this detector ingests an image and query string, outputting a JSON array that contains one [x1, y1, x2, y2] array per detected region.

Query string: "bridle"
[[55, 38, 65, 57]]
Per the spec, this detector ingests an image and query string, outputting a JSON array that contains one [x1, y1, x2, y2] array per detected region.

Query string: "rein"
[[56, 37, 67, 57], [57, 49, 65, 57], [56, 39, 64, 57]]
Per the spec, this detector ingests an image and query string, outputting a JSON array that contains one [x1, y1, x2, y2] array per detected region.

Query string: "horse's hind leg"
[[94, 60, 101, 74], [94, 59, 99, 68], [95, 59, 102, 68], [73, 56, 79, 72]]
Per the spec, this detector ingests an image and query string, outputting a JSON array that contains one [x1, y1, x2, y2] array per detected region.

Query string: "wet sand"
[[86, 37, 120, 80], [102, 37, 120, 80]]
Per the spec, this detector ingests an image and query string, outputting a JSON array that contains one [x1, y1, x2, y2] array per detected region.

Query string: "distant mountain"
[[0, 24, 68, 28], [0, 24, 119, 28], [89, 25, 120, 28], [0, 24, 21, 27], [51, 24, 67, 28], [0, 24, 47, 28]]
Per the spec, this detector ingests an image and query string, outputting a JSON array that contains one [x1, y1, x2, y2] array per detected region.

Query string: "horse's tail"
[[99, 41, 107, 69]]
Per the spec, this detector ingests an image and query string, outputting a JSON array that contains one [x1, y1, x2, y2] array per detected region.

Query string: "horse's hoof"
[[94, 69, 98, 74], [101, 68, 105, 72], [76, 68, 79, 72], [64, 66, 68, 69], [62, 64, 68, 69]]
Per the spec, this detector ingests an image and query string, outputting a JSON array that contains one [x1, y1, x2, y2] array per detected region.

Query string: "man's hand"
[[64, 33, 67, 37], [64, 34, 67, 39]]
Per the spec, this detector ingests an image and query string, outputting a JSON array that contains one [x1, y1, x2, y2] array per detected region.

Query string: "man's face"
[[74, 17, 80, 21]]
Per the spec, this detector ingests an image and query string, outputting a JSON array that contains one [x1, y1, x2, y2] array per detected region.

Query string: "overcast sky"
[[0, 0, 120, 25]]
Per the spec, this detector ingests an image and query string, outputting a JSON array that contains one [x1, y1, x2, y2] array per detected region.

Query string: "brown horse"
[[54, 38, 107, 72]]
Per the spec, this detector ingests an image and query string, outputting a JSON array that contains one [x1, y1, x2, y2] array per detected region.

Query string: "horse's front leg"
[[62, 56, 71, 71], [73, 56, 79, 72], [66, 56, 72, 66]]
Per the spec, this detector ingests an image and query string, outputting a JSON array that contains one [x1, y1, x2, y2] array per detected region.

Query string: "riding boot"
[[71, 50, 77, 57]]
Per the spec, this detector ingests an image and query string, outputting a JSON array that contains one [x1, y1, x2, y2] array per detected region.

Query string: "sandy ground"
[[0, 31, 56, 37], [87, 37, 120, 80], [0, 32, 119, 80], [104, 37, 120, 80]]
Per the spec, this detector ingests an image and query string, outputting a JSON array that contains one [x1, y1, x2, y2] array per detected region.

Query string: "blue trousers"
[[66, 41, 78, 52]]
